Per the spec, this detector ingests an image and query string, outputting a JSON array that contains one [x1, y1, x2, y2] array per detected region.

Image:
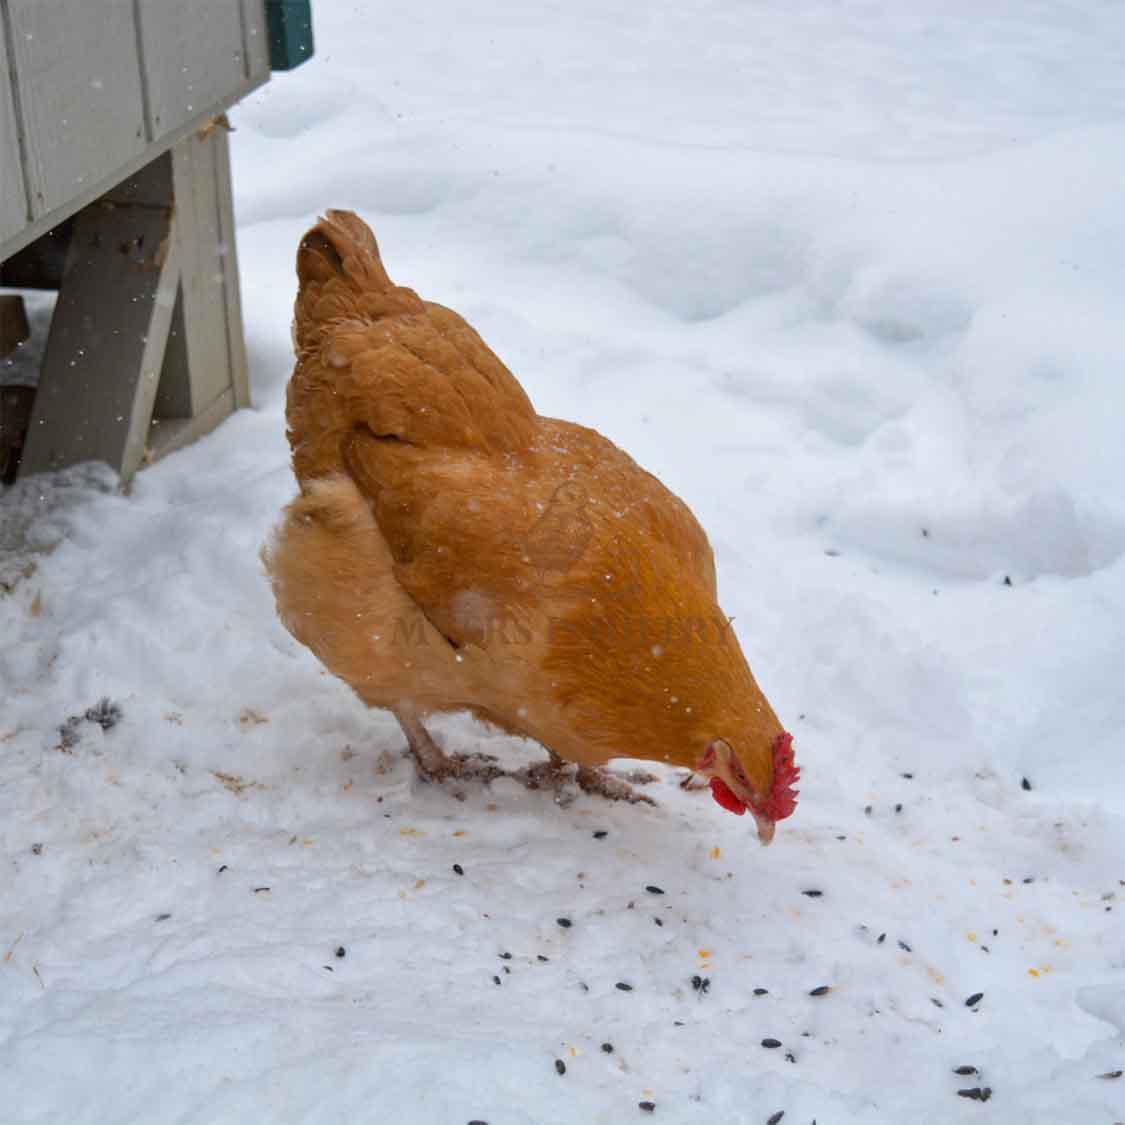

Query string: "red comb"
[[763, 732, 800, 820]]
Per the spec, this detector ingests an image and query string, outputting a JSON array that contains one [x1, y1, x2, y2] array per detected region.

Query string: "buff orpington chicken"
[[264, 211, 799, 844]]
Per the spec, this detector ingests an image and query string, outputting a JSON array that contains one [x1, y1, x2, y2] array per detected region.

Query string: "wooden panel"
[[138, 0, 246, 136], [19, 202, 178, 481], [0, 35, 28, 243], [170, 127, 247, 413], [7, 0, 146, 218], [241, 0, 271, 80]]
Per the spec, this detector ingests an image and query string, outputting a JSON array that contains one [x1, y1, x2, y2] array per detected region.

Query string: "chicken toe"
[[575, 765, 657, 805], [395, 711, 504, 783]]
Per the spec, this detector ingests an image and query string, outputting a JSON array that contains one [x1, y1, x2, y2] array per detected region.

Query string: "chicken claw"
[[575, 765, 656, 805], [395, 710, 504, 783]]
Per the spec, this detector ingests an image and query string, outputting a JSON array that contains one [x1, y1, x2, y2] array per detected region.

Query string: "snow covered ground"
[[3, 1, 1125, 1121]]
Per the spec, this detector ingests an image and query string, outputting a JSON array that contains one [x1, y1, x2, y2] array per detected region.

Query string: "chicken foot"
[[396, 716, 657, 806], [394, 710, 505, 783], [514, 750, 655, 805]]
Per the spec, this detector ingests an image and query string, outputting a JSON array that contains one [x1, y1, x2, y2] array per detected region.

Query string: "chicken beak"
[[755, 816, 776, 846]]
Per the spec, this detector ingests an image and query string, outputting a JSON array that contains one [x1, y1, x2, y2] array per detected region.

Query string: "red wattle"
[[710, 777, 747, 815]]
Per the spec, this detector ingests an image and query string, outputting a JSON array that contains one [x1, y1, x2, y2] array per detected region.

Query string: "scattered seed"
[[761, 1038, 782, 1049], [877, 933, 886, 945], [1021, 777, 1032, 791], [30, 843, 43, 856], [801, 889, 823, 898], [754, 988, 769, 996], [557, 917, 572, 928], [554, 1058, 566, 1075], [85, 698, 123, 731], [931, 998, 945, 1008], [957, 1088, 984, 1101], [809, 985, 831, 997], [653, 918, 664, 927], [492, 975, 501, 986], [453, 863, 464, 876], [894, 803, 903, 814], [639, 1102, 656, 1113], [785, 1051, 797, 1063], [217, 865, 228, 874], [673, 1020, 684, 1026], [616, 982, 634, 992], [601, 1042, 614, 1053], [154, 913, 171, 922], [253, 886, 270, 894], [468, 1120, 489, 1124], [864, 805, 873, 816], [1097, 1070, 1122, 1080], [954, 1065, 978, 1076], [537, 955, 550, 962], [593, 830, 608, 839], [898, 940, 912, 952], [691, 975, 703, 991], [901, 772, 914, 779], [1003, 575, 1012, 587], [768, 1113, 785, 1125], [499, 952, 512, 960], [645, 885, 665, 895], [965, 992, 984, 1008]]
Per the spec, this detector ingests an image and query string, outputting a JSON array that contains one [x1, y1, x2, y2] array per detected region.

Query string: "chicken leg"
[[396, 714, 655, 805], [394, 710, 504, 783]]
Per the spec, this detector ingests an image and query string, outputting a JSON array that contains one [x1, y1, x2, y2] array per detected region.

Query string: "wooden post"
[[17, 125, 250, 484]]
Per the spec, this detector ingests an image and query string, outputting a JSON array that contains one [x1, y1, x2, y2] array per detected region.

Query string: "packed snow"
[[3, 2, 1125, 1121]]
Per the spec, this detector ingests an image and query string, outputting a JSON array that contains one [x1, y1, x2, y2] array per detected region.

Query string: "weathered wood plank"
[[209, 126, 250, 408], [6, 0, 146, 219], [19, 203, 178, 481], [138, 0, 246, 138], [0, 18, 28, 243], [169, 127, 248, 414], [241, 0, 271, 80]]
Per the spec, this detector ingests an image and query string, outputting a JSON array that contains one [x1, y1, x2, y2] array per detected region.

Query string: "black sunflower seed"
[[557, 917, 572, 928], [639, 1102, 656, 1113], [1097, 1070, 1122, 1079], [616, 982, 633, 991], [801, 889, 823, 898], [809, 985, 831, 997], [646, 885, 665, 895], [453, 863, 464, 875], [601, 1042, 614, 1053], [754, 988, 769, 996], [953, 1066, 978, 1076], [593, 830, 608, 839], [761, 1038, 782, 1049], [768, 1113, 785, 1125], [335, 946, 346, 958], [555, 1059, 566, 1075], [965, 992, 984, 1007]]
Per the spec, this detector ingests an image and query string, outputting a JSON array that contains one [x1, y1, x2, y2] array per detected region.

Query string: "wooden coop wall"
[[0, 0, 270, 260]]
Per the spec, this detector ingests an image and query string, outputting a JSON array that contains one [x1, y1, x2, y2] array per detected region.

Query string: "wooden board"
[[18, 202, 178, 481], [138, 0, 247, 137], [241, 0, 272, 81], [0, 19, 28, 243], [6, 0, 147, 219]]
